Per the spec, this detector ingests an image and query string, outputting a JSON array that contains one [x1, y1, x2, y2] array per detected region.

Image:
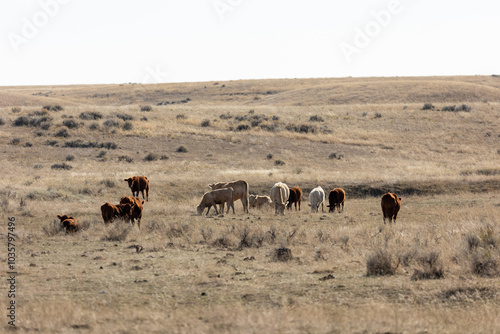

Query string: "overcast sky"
[[1, 0, 499, 86]]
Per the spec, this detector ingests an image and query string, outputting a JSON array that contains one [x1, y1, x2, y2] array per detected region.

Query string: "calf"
[[57, 215, 80, 233], [197, 188, 235, 215], [249, 195, 273, 209]]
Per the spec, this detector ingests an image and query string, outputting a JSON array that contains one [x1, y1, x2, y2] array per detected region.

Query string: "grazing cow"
[[270, 182, 290, 215], [100, 202, 133, 224], [124, 176, 150, 201], [328, 188, 345, 213], [309, 186, 325, 212], [249, 195, 273, 209], [209, 180, 249, 213], [287, 187, 303, 211], [197, 188, 235, 215], [57, 215, 80, 233], [120, 196, 145, 228], [381, 192, 402, 224]]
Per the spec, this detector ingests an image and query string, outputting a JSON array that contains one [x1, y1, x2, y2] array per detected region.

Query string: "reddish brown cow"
[[328, 188, 345, 213], [120, 196, 145, 227], [124, 176, 149, 201], [100, 202, 133, 224], [287, 187, 303, 211], [57, 215, 80, 233], [381, 192, 402, 224]]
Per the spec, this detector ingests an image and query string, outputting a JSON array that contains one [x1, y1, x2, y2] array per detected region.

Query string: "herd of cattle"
[[56, 177, 402, 233]]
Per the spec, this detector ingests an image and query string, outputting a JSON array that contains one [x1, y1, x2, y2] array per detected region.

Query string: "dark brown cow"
[[287, 187, 303, 211], [328, 188, 345, 213], [124, 176, 149, 201], [381, 192, 402, 224], [57, 215, 80, 233], [120, 196, 145, 228], [100, 202, 133, 224]]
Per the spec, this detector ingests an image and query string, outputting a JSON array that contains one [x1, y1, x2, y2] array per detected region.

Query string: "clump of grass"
[[176, 114, 187, 120], [42, 220, 64, 236], [100, 179, 116, 188], [122, 122, 133, 131], [366, 249, 399, 276], [471, 251, 498, 277], [13, 115, 52, 129], [103, 119, 120, 128], [89, 123, 100, 130], [201, 119, 211, 127], [51, 163, 72, 170], [102, 222, 131, 242], [65, 154, 75, 161], [236, 124, 250, 131], [63, 140, 117, 149], [11, 107, 21, 113], [0, 118, 4, 126], [329, 152, 344, 160], [140, 105, 153, 112], [10, 138, 21, 145], [274, 160, 285, 166], [411, 251, 445, 281], [464, 225, 499, 277]]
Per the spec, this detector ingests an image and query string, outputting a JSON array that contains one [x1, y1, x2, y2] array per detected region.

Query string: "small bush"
[[89, 123, 100, 131], [410, 251, 445, 281], [366, 249, 399, 276], [456, 104, 472, 112], [274, 160, 285, 166], [43, 220, 64, 236], [102, 222, 131, 242], [374, 113, 382, 118], [236, 124, 250, 131], [122, 122, 133, 131], [100, 179, 116, 188], [471, 251, 498, 277], [62, 119, 80, 129], [51, 163, 72, 170], [176, 146, 188, 153], [79, 111, 102, 120], [266, 153, 273, 160], [201, 119, 211, 127], [103, 119, 120, 128], [46, 140, 58, 146], [118, 155, 134, 163], [442, 105, 456, 112], [140, 105, 153, 112], [55, 129, 70, 138], [422, 103, 435, 110], [24, 142, 33, 147], [13, 115, 52, 128], [272, 247, 293, 262], [176, 114, 187, 120], [11, 107, 21, 113], [143, 153, 158, 162], [43, 105, 63, 111], [116, 113, 134, 121], [0, 118, 4, 126], [309, 115, 324, 122], [65, 154, 75, 161], [10, 138, 21, 145]]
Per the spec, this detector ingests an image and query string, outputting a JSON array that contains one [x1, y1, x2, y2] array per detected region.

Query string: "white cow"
[[270, 182, 290, 215], [309, 186, 325, 212]]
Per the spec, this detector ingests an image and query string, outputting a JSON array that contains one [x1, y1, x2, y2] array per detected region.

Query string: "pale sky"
[[1, 0, 499, 86]]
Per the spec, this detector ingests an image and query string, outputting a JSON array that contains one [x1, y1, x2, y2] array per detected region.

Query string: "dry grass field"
[[1, 75, 500, 333]]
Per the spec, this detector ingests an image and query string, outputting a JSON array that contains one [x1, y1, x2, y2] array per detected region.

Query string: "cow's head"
[[124, 177, 136, 187]]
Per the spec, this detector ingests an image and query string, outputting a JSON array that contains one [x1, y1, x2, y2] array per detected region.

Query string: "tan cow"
[[120, 196, 145, 228], [57, 215, 80, 233], [328, 188, 345, 213], [381, 192, 402, 224], [270, 182, 290, 215], [197, 188, 235, 215], [209, 180, 249, 213], [124, 176, 150, 201], [249, 195, 273, 209], [100, 202, 133, 224]]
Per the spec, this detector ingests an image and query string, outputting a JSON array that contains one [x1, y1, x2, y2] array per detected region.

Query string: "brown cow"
[[287, 187, 303, 211], [328, 188, 345, 213], [57, 215, 80, 233], [249, 195, 273, 209], [120, 196, 145, 228], [197, 188, 235, 216], [209, 180, 249, 213], [124, 176, 149, 201], [101, 202, 133, 224], [381, 192, 402, 224]]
